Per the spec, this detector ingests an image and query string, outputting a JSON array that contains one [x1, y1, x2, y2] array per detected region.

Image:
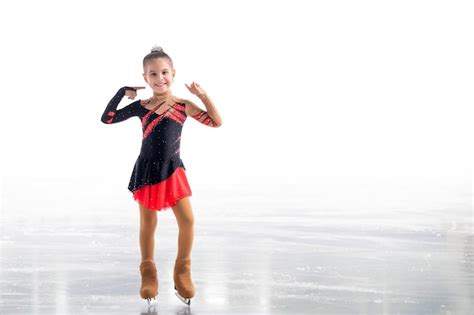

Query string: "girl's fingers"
[[185, 82, 203, 94]]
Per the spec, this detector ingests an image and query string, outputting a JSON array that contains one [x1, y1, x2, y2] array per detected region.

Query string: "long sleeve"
[[101, 87, 141, 124], [191, 110, 219, 127], [184, 97, 222, 128]]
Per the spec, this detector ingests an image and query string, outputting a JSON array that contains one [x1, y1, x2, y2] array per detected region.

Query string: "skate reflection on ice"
[[140, 303, 192, 315], [175, 305, 192, 315], [141, 304, 157, 315]]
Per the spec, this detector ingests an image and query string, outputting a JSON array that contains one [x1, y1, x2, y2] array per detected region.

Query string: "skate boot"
[[139, 261, 158, 305], [173, 258, 195, 305]]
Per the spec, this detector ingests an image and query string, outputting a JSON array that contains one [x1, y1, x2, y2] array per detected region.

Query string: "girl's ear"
[[143, 73, 148, 83], [173, 69, 176, 78]]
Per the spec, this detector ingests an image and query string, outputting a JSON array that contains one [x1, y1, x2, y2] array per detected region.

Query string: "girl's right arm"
[[100, 86, 145, 124]]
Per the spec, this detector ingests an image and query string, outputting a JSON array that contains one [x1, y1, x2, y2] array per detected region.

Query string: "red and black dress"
[[101, 86, 192, 211]]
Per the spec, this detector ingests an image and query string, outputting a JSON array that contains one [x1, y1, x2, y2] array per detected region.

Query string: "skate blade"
[[146, 296, 158, 306], [175, 290, 191, 306]]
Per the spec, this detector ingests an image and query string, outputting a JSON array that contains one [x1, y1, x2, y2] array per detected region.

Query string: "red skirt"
[[132, 167, 192, 211]]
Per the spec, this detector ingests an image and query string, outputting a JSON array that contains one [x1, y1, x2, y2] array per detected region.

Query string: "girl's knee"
[[141, 217, 157, 228], [175, 210, 194, 229], [180, 214, 194, 228], [173, 198, 194, 228]]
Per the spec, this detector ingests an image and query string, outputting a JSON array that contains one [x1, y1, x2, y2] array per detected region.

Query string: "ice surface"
[[0, 175, 472, 314]]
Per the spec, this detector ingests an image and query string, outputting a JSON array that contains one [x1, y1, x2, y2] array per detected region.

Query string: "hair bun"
[[151, 45, 163, 53]]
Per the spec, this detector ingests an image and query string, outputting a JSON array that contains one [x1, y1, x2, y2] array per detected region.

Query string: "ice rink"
[[0, 175, 471, 314]]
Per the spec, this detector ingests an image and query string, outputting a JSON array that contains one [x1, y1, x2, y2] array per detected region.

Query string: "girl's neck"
[[152, 90, 173, 101]]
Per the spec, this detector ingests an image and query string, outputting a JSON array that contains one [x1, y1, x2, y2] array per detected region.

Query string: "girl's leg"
[[139, 203, 158, 262], [171, 197, 194, 259], [172, 197, 196, 302]]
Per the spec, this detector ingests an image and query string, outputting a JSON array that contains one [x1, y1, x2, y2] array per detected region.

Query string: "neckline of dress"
[[140, 99, 175, 116]]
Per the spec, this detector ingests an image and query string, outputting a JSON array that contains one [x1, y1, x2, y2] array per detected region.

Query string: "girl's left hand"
[[185, 81, 206, 97]]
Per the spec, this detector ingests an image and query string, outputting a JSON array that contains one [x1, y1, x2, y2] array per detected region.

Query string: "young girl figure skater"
[[100, 46, 222, 305]]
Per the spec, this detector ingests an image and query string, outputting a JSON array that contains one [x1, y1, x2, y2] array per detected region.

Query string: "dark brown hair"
[[143, 46, 173, 70]]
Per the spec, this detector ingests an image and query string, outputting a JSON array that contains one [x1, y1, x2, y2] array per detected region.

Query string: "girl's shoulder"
[[172, 96, 190, 105], [172, 96, 199, 116]]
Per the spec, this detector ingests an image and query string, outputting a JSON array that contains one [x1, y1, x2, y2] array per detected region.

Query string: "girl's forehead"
[[145, 58, 172, 72]]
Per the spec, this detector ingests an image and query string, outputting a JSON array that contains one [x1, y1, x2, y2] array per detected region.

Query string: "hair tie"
[[151, 46, 163, 53]]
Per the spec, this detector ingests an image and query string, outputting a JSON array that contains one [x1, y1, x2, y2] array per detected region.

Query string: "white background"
[[0, 0, 472, 187]]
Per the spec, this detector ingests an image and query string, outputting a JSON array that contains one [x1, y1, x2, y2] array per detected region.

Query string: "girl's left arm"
[[184, 82, 222, 127]]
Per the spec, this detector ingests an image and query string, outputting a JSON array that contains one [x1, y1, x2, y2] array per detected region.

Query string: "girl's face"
[[143, 58, 175, 95]]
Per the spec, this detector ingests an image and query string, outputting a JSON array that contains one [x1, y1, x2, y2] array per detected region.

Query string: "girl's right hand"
[[125, 86, 145, 99]]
